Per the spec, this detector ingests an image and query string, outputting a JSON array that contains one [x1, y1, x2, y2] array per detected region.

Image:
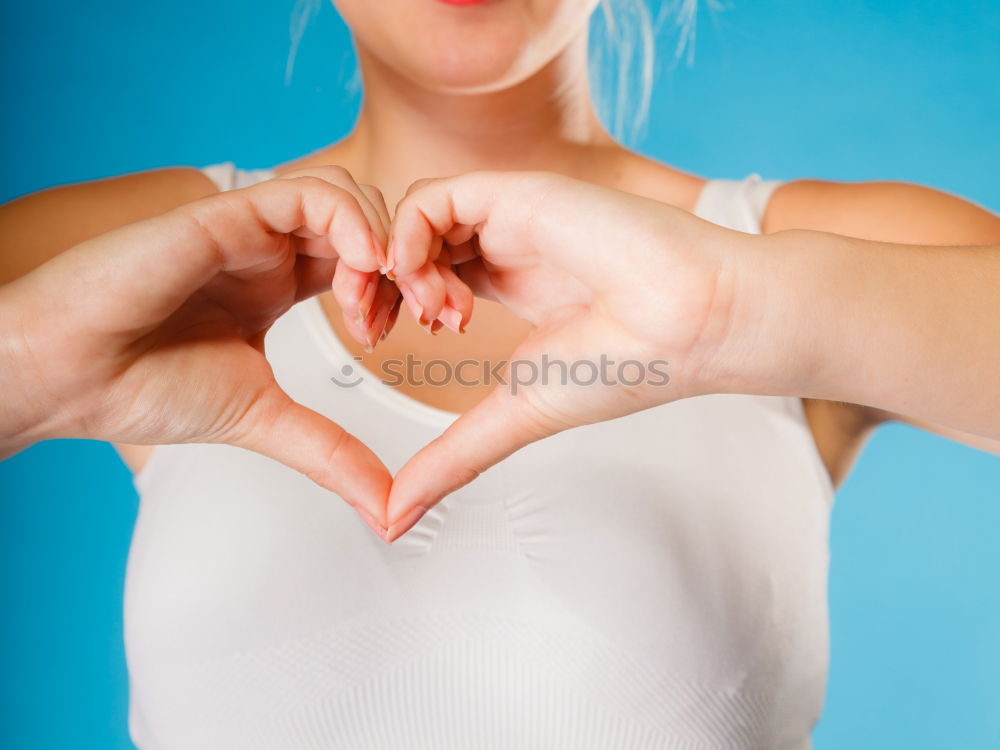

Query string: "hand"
[[294, 166, 402, 352], [0, 167, 406, 527], [383, 170, 752, 539]]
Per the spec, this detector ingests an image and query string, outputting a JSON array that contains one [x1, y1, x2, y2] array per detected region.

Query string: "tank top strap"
[[692, 173, 783, 234], [199, 161, 277, 192]]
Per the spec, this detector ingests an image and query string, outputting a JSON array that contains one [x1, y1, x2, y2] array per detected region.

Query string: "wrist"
[[690, 228, 838, 398], [0, 284, 62, 456]]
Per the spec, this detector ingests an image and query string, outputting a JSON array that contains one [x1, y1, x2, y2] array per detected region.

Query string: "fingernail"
[[382, 298, 402, 341], [438, 305, 463, 334], [367, 304, 391, 350], [385, 237, 396, 272], [379, 265, 388, 275], [430, 320, 443, 335], [362, 297, 380, 329], [385, 269, 396, 281], [371, 230, 385, 268], [376, 302, 392, 342], [386, 505, 428, 543], [358, 278, 378, 321], [354, 506, 388, 541], [397, 283, 424, 324]]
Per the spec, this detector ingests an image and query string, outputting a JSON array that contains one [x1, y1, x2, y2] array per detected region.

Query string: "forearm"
[[724, 229, 1000, 438], [0, 286, 53, 457], [0, 168, 218, 284], [0, 260, 100, 457]]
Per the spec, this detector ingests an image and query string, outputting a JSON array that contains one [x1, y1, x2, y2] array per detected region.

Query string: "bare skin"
[[2, 3, 998, 486], [267, 33, 1000, 488]]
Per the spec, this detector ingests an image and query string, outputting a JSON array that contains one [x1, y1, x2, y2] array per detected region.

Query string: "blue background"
[[1, 0, 998, 746]]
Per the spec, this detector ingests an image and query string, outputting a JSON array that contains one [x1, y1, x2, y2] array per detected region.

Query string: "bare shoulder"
[[1, 165, 220, 283], [762, 178, 1000, 243], [601, 147, 708, 212]]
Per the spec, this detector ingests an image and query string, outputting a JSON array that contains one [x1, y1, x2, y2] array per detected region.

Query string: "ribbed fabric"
[[123, 164, 831, 750], [132, 610, 780, 749]]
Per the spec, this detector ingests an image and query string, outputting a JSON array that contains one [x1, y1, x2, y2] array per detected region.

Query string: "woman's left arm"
[[763, 179, 1000, 457], [381, 172, 1000, 536]]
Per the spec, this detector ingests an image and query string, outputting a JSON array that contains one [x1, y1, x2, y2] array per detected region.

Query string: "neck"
[[339, 31, 617, 199]]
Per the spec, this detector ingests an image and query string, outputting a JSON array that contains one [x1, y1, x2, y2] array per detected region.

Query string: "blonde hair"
[[285, 0, 707, 144], [590, 0, 706, 143]]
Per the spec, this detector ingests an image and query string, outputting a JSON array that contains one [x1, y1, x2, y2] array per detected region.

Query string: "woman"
[[2, 0, 997, 747]]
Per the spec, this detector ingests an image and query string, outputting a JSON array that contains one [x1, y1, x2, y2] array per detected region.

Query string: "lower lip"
[[436, 0, 490, 6]]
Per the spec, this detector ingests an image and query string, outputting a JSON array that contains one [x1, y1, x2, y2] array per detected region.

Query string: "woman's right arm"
[[1, 165, 407, 476], [0, 166, 222, 470], [0, 171, 396, 534], [0, 167, 220, 284]]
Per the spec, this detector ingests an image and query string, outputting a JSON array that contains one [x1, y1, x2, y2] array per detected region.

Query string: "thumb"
[[236, 385, 393, 539], [385, 373, 560, 543], [384, 309, 666, 542]]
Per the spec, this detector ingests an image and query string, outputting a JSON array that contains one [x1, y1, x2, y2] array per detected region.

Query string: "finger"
[[236, 383, 392, 536], [381, 294, 404, 340], [390, 171, 641, 294], [332, 261, 378, 347], [453, 258, 500, 302], [388, 233, 445, 282], [399, 176, 440, 204], [395, 263, 447, 329], [442, 235, 480, 265], [387, 171, 511, 278], [357, 184, 391, 267], [63, 176, 383, 334], [276, 164, 368, 188], [293, 255, 340, 302], [364, 277, 402, 350], [358, 183, 392, 267], [360, 184, 391, 229], [227, 176, 382, 271], [436, 263, 473, 334], [332, 265, 399, 350], [331, 259, 379, 323], [272, 166, 386, 271], [386, 309, 623, 541]]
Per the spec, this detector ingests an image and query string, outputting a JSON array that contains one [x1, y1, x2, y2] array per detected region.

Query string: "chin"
[[336, 0, 596, 94], [395, 24, 535, 93]]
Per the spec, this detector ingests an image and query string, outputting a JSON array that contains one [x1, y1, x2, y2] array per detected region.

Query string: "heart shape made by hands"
[[321, 170, 729, 543]]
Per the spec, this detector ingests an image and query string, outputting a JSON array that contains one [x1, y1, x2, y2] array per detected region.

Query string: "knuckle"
[[322, 164, 354, 185], [523, 170, 564, 196], [280, 165, 353, 185], [404, 177, 435, 197], [305, 426, 352, 488], [393, 194, 413, 218], [451, 464, 481, 490], [287, 174, 336, 192]]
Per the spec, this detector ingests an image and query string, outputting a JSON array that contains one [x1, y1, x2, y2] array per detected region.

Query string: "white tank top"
[[123, 162, 835, 750]]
